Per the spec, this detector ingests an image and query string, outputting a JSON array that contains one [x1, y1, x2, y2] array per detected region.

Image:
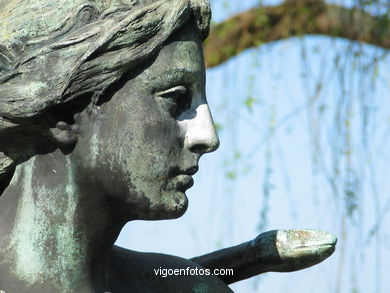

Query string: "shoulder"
[[109, 245, 233, 293]]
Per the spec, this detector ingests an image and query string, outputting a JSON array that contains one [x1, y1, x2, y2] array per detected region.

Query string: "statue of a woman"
[[0, 0, 336, 292]]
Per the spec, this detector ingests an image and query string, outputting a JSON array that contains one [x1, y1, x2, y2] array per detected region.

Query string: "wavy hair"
[[0, 0, 211, 186]]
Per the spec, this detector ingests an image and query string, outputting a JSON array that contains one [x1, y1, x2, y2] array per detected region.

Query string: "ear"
[[49, 121, 79, 153]]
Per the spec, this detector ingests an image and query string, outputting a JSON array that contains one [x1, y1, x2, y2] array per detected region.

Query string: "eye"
[[156, 85, 191, 117]]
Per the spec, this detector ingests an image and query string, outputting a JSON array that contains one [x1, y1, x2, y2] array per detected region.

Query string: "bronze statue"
[[0, 0, 336, 292]]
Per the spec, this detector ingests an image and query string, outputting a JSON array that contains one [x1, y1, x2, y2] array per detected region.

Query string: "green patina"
[[9, 158, 43, 283], [1, 0, 117, 43], [8, 157, 87, 291], [193, 282, 210, 293]]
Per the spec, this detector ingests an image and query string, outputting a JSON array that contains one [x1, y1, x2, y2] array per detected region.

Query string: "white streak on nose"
[[182, 103, 220, 154]]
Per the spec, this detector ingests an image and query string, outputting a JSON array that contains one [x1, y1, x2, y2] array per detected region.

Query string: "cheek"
[[91, 96, 183, 192], [100, 115, 180, 179], [143, 117, 182, 151]]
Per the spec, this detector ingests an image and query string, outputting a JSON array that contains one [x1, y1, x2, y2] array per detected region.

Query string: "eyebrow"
[[162, 68, 199, 79], [148, 68, 202, 90]]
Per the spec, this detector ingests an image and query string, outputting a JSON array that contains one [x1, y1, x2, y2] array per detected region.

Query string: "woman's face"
[[70, 25, 219, 220]]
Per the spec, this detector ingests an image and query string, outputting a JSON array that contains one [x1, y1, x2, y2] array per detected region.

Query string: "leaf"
[[244, 97, 257, 112]]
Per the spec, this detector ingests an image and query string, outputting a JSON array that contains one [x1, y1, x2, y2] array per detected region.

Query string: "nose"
[[183, 103, 220, 154]]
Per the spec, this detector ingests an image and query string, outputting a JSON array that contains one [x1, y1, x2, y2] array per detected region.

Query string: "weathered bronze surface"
[[0, 1, 336, 292]]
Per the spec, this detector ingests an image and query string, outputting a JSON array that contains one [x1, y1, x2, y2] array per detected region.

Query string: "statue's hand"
[[190, 229, 337, 285]]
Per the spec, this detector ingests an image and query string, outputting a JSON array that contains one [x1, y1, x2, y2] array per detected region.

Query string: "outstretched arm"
[[190, 229, 336, 285]]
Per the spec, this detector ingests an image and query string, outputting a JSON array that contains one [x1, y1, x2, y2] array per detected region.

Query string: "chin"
[[168, 198, 189, 219], [143, 191, 189, 220]]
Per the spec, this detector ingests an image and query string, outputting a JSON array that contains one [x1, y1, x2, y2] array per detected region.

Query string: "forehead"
[[141, 26, 205, 84]]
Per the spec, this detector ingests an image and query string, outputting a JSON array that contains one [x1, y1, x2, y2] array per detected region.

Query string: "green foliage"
[[244, 97, 257, 112]]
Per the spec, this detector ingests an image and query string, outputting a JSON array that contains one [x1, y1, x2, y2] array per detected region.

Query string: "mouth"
[[171, 174, 194, 192], [166, 165, 198, 192], [165, 173, 194, 192]]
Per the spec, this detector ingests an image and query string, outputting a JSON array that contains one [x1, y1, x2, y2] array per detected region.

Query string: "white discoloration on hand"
[[276, 229, 337, 260]]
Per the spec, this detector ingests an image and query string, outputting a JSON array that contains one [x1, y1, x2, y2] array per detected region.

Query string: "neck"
[[0, 151, 126, 292]]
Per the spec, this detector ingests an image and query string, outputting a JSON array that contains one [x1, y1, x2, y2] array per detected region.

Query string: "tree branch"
[[205, 0, 390, 68]]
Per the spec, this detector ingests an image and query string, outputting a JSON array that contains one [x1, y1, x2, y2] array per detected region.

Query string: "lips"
[[175, 174, 194, 191], [166, 174, 194, 192], [166, 164, 198, 192]]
